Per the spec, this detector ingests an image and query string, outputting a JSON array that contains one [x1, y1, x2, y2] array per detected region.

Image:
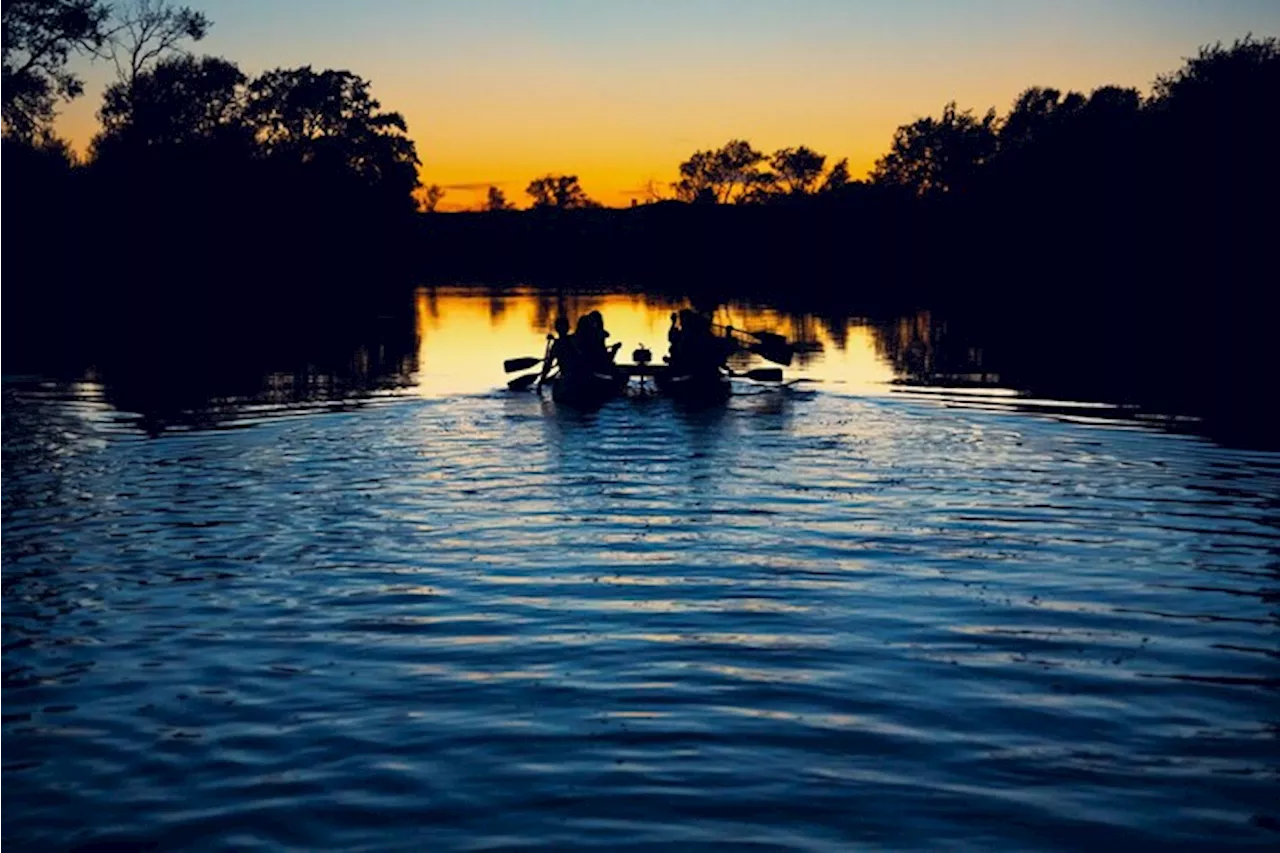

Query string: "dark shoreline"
[[3, 277, 1274, 449]]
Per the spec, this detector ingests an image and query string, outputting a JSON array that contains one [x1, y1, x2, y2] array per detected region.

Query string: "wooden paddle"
[[504, 356, 542, 373], [508, 372, 540, 391], [747, 340, 794, 367], [711, 323, 795, 367], [731, 367, 784, 382]]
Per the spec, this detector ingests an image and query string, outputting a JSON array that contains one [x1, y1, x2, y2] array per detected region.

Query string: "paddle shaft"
[[728, 367, 784, 382]]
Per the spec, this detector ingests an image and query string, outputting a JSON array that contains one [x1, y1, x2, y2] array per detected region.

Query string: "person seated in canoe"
[[537, 314, 575, 388], [666, 308, 734, 376], [573, 311, 621, 373], [667, 312, 682, 356]]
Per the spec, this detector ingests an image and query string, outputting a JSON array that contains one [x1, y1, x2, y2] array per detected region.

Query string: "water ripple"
[[4, 384, 1279, 849]]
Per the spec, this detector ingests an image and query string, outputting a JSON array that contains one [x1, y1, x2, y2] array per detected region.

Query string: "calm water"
[[4, 289, 1278, 850]]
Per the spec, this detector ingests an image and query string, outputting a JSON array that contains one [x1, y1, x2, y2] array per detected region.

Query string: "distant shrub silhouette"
[[485, 185, 513, 211], [526, 174, 598, 209], [671, 140, 851, 204], [673, 140, 768, 203]]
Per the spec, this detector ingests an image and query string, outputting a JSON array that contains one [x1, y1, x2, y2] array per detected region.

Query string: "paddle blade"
[[504, 356, 542, 373], [749, 341, 794, 367], [745, 367, 783, 382], [507, 373, 539, 391]]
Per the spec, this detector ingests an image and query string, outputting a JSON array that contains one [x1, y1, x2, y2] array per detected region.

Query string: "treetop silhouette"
[[485, 185, 513, 211], [672, 140, 852, 204], [526, 174, 598, 209], [90, 56, 420, 202], [2, 0, 111, 140]]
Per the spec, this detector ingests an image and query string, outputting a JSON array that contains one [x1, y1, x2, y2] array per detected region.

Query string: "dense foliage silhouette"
[[2, 0, 110, 140], [526, 174, 599, 209]]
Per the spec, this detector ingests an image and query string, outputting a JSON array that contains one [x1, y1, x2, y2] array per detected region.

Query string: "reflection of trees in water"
[[528, 289, 684, 332], [813, 316, 847, 353], [416, 285, 1004, 389], [710, 303, 835, 363], [870, 311, 993, 384], [781, 314, 827, 353], [260, 334, 419, 400], [697, 303, 995, 384], [420, 289, 440, 323], [88, 298, 422, 434], [487, 290, 508, 323]]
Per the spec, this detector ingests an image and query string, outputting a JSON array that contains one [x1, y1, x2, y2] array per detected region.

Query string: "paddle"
[[747, 339, 794, 367], [533, 335, 555, 393], [710, 323, 795, 367], [731, 367, 784, 382], [504, 356, 542, 373], [508, 373, 540, 391]]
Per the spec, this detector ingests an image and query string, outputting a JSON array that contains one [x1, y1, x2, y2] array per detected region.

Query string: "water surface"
[[4, 289, 1278, 849]]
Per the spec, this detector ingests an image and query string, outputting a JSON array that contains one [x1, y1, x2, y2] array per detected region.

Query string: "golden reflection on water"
[[413, 287, 897, 397]]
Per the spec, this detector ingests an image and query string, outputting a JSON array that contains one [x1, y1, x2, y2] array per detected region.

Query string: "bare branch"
[[100, 0, 210, 89]]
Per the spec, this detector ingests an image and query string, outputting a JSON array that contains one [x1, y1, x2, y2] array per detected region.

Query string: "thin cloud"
[[618, 178, 672, 200], [434, 180, 516, 192]]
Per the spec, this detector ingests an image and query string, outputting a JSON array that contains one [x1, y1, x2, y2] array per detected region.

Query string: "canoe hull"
[[540, 364, 734, 406], [654, 370, 731, 405], [550, 370, 628, 407]]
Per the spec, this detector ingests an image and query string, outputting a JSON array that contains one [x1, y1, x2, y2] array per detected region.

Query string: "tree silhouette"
[[81, 52, 424, 217], [526, 174, 597, 209], [769, 146, 827, 195], [1000, 87, 1072, 150], [870, 102, 999, 197], [421, 184, 445, 212], [760, 147, 851, 199], [1147, 34, 1278, 187], [1151, 34, 1279, 106], [93, 54, 248, 154], [1, 0, 110, 140], [672, 152, 719, 203], [485, 185, 513, 211], [674, 141, 850, 203], [244, 66, 419, 195], [1145, 34, 1279, 268], [1084, 85, 1141, 116], [673, 139, 767, 204], [819, 158, 851, 193]]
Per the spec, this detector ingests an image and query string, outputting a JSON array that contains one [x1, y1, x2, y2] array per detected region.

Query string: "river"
[[3, 288, 1278, 849]]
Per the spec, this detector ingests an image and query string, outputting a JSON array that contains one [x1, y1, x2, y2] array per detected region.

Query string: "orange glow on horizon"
[[412, 287, 896, 397]]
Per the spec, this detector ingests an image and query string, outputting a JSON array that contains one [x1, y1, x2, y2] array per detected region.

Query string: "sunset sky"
[[56, 0, 1279, 209]]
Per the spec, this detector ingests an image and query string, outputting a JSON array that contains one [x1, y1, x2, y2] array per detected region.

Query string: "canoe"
[[654, 369, 732, 405], [550, 368, 629, 407], [538, 363, 744, 406]]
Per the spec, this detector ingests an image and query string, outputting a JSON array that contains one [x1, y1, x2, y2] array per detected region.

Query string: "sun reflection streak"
[[413, 286, 898, 398]]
